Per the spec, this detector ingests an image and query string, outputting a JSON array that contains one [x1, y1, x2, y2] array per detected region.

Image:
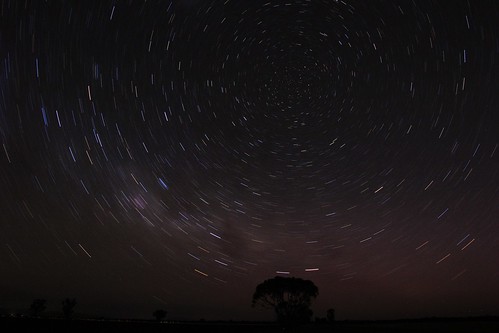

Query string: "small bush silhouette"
[[153, 309, 167, 321], [327, 308, 335, 322], [62, 298, 77, 319], [29, 299, 47, 317]]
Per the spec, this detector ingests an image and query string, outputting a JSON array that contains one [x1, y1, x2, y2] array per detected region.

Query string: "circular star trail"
[[1, 0, 498, 320]]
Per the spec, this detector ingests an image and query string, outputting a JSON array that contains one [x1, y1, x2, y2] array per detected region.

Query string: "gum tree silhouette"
[[153, 309, 167, 321], [29, 299, 47, 317], [252, 276, 319, 324], [62, 298, 77, 319]]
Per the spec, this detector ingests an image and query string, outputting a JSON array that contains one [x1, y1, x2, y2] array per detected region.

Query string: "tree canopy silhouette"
[[252, 276, 319, 324]]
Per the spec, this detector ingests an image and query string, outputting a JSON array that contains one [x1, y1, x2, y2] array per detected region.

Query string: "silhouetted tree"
[[327, 308, 335, 322], [153, 309, 167, 321], [29, 299, 47, 317], [62, 298, 77, 319], [252, 276, 319, 324]]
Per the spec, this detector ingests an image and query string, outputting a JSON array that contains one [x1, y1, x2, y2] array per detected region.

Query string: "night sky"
[[1, 0, 498, 321]]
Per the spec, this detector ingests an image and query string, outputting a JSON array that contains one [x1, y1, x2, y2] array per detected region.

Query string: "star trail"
[[1, 0, 498, 321]]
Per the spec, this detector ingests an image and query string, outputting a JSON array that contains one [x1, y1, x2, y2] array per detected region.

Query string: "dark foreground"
[[1, 317, 498, 333]]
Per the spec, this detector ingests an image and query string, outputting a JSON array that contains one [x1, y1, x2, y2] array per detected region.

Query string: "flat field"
[[1, 317, 498, 333]]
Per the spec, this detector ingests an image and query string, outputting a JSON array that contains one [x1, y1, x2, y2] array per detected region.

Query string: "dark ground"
[[1, 317, 499, 333]]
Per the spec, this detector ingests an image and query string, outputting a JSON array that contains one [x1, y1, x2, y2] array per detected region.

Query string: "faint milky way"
[[0, 0, 498, 321]]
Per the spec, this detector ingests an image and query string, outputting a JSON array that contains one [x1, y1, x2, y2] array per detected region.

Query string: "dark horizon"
[[2, 272, 499, 321], [2, 296, 499, 323], [1, 0, 498, 324]]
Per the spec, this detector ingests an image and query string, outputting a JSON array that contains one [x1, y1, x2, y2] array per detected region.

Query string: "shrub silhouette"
[[327, 308, 335, 322], [62, 298, 77, 319], [252, 276, 318, 324], [29, 299, 47, 317], [153, 309, 167, 321]]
